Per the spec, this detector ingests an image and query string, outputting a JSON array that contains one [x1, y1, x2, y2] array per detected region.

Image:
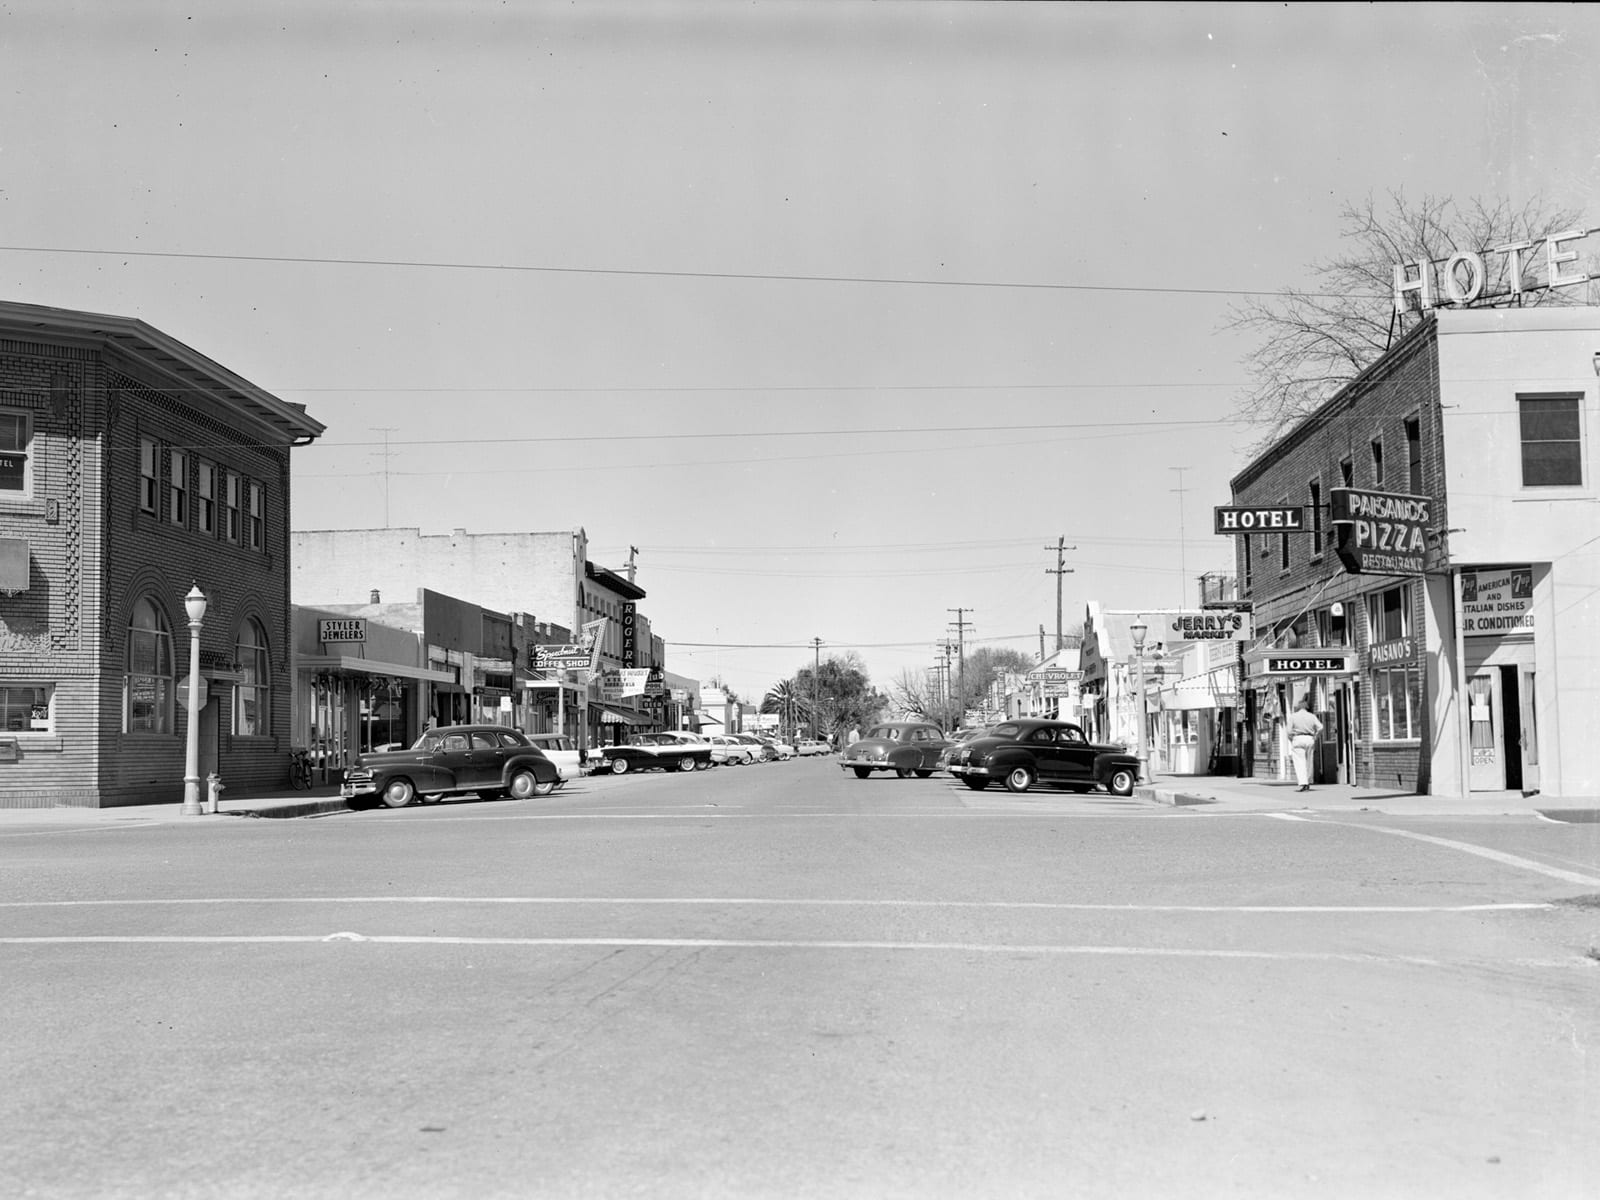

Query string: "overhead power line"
[[0, 242, 1359, 300]]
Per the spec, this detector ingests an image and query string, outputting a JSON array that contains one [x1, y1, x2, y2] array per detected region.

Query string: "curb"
[[221, 798, 355, 820]]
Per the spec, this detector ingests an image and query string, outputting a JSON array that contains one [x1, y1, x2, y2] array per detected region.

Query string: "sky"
[[3, 2, 1598, 703]]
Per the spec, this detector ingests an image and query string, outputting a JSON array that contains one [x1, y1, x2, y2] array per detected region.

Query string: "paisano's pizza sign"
[[1330, 488, 1430, 576]]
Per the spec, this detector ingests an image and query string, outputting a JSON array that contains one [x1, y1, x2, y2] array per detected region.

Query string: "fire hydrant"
[[206, 772, 225, 814]]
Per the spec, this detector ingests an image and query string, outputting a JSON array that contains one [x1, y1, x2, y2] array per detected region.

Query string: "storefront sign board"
[[1461, 566, 1534, 636], [1330, 488, 1431, 576]]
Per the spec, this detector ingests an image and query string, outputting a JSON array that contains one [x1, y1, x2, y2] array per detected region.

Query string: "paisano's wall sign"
[[1330, 488, 1431, 576], [1393, 226, 1596, 313]]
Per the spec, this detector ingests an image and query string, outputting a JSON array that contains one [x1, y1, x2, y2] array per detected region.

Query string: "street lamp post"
[[181, 584, 207, 816], [1129, 615, 1148, 785]]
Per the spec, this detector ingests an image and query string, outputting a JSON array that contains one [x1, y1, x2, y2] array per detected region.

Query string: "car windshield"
[[867, 726, 900, 741]]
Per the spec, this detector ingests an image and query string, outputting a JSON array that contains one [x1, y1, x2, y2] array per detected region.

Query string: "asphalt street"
[[2, 758, 1597, 1199]]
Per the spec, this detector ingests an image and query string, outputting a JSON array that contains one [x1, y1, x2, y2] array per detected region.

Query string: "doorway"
[[1467, 668, 1524, 792]]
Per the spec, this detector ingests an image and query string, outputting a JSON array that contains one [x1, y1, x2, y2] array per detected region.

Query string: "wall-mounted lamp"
[[1592, 351, 1600, 377]]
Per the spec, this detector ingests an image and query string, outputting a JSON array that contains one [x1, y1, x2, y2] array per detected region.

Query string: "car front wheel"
[[381, 778, 415, 808], [961, 776, 989, 791], [678, 755, 698, 772], [914, 770, 934, 778], [1106, 767, 1137, 797], [852, 766, 871, 778], [610, 757, 629, 775], [508, 769, 555, 799], [1004, 766, 1035, 794]]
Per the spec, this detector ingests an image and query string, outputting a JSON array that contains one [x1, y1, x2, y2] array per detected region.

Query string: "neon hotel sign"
[[1394, 226, 1597, 313]]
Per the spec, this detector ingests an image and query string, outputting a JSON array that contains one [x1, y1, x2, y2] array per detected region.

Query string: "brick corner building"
[[1231, 306, 1599, 798], [0, 301, 325, 807]]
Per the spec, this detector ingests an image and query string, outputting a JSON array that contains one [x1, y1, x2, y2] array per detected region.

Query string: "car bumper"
[[945, 764, 991, 778], [340, 780, 378, 798], [840, 760, 894, 772]]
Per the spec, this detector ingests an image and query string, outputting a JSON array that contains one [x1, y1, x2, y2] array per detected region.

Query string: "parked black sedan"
[[341, 724, 562, 808], [945, 719, 1139, 795], [839, 721, 952, 779]]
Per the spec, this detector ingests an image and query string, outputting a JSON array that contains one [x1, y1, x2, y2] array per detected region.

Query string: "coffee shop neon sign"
[[1393, 226, 1596, 314]]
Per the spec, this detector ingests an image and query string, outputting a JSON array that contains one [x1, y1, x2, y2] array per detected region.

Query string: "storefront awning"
[[599, 708, 652, 725], [297, 655, 456, 684]]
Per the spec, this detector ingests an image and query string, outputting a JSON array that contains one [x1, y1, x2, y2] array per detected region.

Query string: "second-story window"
[[224, 473, 241, 543], [1405, 417, 1423, 494], [139, 437, 160, 514], [1519, 394, 1583, 487], [196, 461, 216, 536], [168, 449, 189, 528], [1370, 437, 1385, 486], [1308, 479, 1323, 557], [247, 481, 264, 550], [1278, 497, 1290, 571]]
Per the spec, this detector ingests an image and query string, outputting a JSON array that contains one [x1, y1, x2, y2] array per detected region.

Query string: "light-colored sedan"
[[794, 739, 829, 756], [762, 738, 795, 760], [706, 734, 757, 765]]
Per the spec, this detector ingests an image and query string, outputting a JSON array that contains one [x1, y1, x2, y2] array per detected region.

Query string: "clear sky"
[[3, 2, 1597, 702]]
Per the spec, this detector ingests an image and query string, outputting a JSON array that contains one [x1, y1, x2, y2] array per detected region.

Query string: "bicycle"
[[288, 748, 314, 790]]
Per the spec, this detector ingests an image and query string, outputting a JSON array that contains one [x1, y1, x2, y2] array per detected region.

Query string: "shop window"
[[247, 482, 264, 550], [196, 460, 217, 536], [1405, 416, 1423, 494], [0, 409, 33, 499], [1518, 394, 1583, 487], [168, 449, 189, 528], [224, 473, 241, 543], [1366, 583, 1411, 644], [0, 683, 52, 733], [139, 437, 160, 514], [125, 597, 175, 735], [1372, 666, 1421, 741], [233, 618, 270, 736]]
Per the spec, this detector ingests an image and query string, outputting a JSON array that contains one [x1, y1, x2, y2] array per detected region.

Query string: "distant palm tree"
[[763, 678, 810, 742]]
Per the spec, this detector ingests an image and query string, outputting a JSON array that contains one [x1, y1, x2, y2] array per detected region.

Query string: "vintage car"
[[341, 724, 562, 808], [706, 734, 757, 765], [761, 737, 795, 760], [524, 733, 587, 782], [945, 718, 1139, 796], [794, 739, 830, 757], [839, 721, 951, 779], [732, 733, 775, 761], [594, 731, 715, 774]]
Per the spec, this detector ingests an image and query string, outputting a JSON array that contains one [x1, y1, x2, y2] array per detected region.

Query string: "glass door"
[[1467, 672, 1505, 791]]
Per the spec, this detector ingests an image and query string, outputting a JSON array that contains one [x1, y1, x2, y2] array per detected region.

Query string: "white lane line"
[[0, 934, 1587, 971], [1339, 822, 1600, 888], [0, 896, 1552, 913]]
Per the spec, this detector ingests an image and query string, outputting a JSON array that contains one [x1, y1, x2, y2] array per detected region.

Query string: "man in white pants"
[[1287, 696, 1323, 793]]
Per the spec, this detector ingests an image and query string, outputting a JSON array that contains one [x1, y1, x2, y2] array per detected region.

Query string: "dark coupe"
[[945, 718, 1139, 796], [839, 721, 952, 779], [341, 724, 562, 808]]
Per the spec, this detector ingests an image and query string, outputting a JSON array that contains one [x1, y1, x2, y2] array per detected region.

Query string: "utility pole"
[[1044, 537, 1076, 650], [371, 427, 398, 527], [947, 608, 971, 720], [812, 636, 822, 741], [1170, 467, 1190, 608], [624, 545, 639, 583], [1039, 624, 1046, 663]]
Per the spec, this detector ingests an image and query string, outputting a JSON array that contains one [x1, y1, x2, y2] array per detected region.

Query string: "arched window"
[[126, 597, 174, 734], [234, 618, 270, 736]]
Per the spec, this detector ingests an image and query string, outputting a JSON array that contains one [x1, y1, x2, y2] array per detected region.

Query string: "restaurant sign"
[[1330, 488, 1430, 576], [1461, 566, 1533, 637]]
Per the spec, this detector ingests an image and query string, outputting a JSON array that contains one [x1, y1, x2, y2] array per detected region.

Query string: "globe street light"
[[181, 584, 207, 816], [1129, 614, 1149, 785]]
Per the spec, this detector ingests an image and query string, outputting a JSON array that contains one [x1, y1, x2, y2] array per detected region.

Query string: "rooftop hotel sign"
[[1394, 226, 1596, 313]]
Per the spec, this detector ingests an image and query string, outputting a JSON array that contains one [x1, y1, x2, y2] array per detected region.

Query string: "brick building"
[[1231, 307, 1599, 797], [0, 302, 324, 807]]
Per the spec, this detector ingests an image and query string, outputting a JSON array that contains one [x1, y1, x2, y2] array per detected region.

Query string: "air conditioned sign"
[[1461, 566, 1533, 636], [1330, 488, 1430, 576], [1214, 506, 1304, 534]]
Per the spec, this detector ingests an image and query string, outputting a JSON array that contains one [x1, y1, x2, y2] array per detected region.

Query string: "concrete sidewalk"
[[1135, 771, 1600, 822]]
